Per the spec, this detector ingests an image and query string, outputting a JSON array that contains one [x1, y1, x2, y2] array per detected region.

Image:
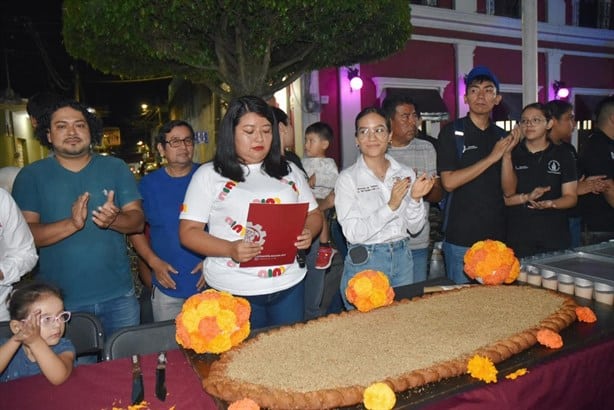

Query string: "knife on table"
[[155, 351, 167, 401], [131, 355, 144, 405]]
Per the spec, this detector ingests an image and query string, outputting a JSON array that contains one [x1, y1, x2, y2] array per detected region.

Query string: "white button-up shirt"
[[0, 188, 38, 320], [335, 155, 426, 245]]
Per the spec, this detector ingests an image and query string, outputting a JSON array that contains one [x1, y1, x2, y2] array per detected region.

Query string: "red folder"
[[240, 202, 309, 267]]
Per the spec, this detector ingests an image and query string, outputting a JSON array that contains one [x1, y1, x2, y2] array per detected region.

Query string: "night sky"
[[0, 1, 170, 147]]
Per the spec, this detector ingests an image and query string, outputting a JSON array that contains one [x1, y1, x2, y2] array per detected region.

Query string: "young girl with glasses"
[[0, 282, 75, 384], [502, 102, 578, 258]]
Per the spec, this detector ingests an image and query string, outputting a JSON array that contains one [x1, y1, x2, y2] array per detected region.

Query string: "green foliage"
[[63, 0, 412, 101]]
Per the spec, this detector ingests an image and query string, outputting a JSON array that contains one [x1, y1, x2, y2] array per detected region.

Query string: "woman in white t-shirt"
[[179, 96, 321, 329], [335, 107, 435, 309]]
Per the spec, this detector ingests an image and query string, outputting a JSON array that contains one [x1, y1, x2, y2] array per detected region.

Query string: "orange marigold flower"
[[346, 270, 395, 312], [464, 240, 520, 285], [228, 398, 260, 410], [505, 368, 528, 380], [536, 329, 563, 349], [175, 289, 251, 354], [575, 306, 597, 323], [467, 355, 498, 383], [363, 382, 396, 410]]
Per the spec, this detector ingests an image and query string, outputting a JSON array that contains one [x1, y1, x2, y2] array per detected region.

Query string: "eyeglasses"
[[357, 126, 389, 139], [164, 137, 194, 148], [519, 118, 547, 126], [39, 311, 71, 327]]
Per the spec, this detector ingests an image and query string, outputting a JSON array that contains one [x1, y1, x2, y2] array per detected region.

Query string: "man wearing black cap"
[[437, 66, 519, 283]]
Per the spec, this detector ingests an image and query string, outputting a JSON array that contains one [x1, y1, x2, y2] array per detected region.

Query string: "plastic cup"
[[574, 277, 594, 300], [527, 269, 542, 287], [541, 269, 558, 291], [557, 273, 575, 295], [594, 282, 614, 306]]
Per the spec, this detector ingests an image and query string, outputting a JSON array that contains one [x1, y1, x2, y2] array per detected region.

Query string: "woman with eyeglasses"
[[334, 107, 435, 309], [129, 120, 205, 323], [0, 282, 75, 384], [502, 103, 578, 258]]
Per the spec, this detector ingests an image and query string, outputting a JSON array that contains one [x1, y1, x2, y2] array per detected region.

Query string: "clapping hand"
[[92, 190, 121, 229], [527, 186, 552, 209], [71, 192, 89, 230], [13, 309, 43, 346], [388, 177, 411, 211], [410, 173, 436, 200]]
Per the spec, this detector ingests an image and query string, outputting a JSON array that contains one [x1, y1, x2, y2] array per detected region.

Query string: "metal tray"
[[574, 241, 614, 258], [532, 251, 614, 287]]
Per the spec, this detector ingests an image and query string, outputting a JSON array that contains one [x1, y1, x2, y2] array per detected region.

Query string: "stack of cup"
[[541, 269, 558, 291], [594, 282, 614, 306], [557, 273, 575, 295], [574, 277, 594, 300]]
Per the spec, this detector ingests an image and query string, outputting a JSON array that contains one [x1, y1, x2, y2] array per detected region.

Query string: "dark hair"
[[521, 102, 552, 121], [270, 106, 289, 126], [381, 94, 420, 121], [354, 107, 389, 137], [8, 282, 63, 321], [35, 99, 104, 148], [595, 95, 614, 124], [213, 96, 288, 182], [305, 121, 334, 144], [545, 100, 573, 120], [156, 120, 195, 145], [26, 91, 63, 121]]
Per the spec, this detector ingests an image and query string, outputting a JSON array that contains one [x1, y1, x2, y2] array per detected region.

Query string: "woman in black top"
[[502, 103, 578, 258]]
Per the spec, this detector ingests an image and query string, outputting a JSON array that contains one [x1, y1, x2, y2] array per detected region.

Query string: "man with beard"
[[12, 100, 144, 338]]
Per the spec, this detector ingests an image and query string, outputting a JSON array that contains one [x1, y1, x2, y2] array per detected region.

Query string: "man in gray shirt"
[[382, 95, 443, 282]]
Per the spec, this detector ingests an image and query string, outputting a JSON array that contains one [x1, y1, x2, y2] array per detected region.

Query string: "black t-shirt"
[[578, 129, 614, 231], [437, 116, 506, 246], [506, 141, 577, 256]]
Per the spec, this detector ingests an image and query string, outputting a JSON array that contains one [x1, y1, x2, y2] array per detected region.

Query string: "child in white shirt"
[[302, 122, 339, 269]]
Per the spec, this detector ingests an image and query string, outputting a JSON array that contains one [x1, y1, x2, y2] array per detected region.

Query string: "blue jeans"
[[68, 288, 140, 340], [443, 241, 470, 284], [244, 280, 305, 330], [411, 247, 428, 283], [340, 238, 413, 310], [568, 216, 582, 249], [304, 239, 326, 321]]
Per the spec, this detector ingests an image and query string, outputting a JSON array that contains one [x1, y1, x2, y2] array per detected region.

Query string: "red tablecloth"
[[422, 337, 614, 410], [0, 349, 217, 410]]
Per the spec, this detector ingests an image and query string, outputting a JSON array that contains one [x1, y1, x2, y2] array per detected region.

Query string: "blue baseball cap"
[[465, 66, 500, 92]]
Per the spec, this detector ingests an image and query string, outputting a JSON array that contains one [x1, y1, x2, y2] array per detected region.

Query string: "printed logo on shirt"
[[515, 165, 529, 170], [225, 216, 246, 236], [280, 177, 299, 194], [180, 203, 188, 213], [218, 180, 238, 201], [357, 184, 379, 193], [258, 265, 287, 278], [462, 145, 478, 153], [547, 160, 561, 174], [252, 197, 282, 204]]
